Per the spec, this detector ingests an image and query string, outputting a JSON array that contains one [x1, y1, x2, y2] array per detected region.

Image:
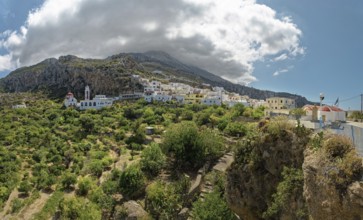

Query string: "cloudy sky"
[[0, 0, 362, 109]]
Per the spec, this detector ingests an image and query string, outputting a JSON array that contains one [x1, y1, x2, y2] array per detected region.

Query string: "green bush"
[[323, 135, 353, 158], [145, 181, 181, 219], [59, 197, 101, 220], [140, 143, 166, 176], [192, 191, 236, 220], [77, 176, 94, 196], [162, 121, 224, 170], [18, 180, 32, 195], [262, 167, 305, 219], [224, 122, 247, 137], [11, 198, 23, 213], [60, 172, 77, 190], [119, 163, 146, 198]]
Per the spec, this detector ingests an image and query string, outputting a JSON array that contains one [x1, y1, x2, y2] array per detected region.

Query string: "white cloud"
[[0, 54, 13, 70], [274, 53, 288, 61], [0, 0, 304, 85], [272, 65, 294, 76]]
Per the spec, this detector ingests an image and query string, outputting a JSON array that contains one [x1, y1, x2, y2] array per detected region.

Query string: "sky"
[[0, 0, 362, 110]]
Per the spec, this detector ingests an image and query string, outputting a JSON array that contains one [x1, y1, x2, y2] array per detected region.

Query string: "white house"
[[119, 93, 143, 100], [173, 95, 185, 103], [226, 100, 250, 107], [64, 92, 78, 108], [201, 96, 222, 106], [79, 95, 113, 110], [303, 105, 346, 122], [12, 104, 27, 109]]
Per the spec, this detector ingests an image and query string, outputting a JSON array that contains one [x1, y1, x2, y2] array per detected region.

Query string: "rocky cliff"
[[303, 134, 363, 220], [0, 55, 144, 99], [226, 118, 311, 220], [0, 51, 312, 106], [226, 120, 363, 220]]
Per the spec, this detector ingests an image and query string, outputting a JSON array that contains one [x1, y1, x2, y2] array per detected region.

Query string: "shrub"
[[77, 176, 94, 196], [162, 121, 224, 170], [58, 197, 101, 220], [11, 198, 23, 213], [191, 191, 235, 220], [323, 135, 353, 158], [262, 167, 305, 219], [60, 172, 77, 190], [18, 180, 32, 195], [140, 143, 166, 176], [224, 122, 247, 137], [119, 164, 146, 198], [145, 181, 181, 219], [266, 116, 295, 136]]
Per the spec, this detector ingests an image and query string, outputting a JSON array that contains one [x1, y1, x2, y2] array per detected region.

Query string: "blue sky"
[[253, 0, 363, 110], [0, 0, 362, 110]]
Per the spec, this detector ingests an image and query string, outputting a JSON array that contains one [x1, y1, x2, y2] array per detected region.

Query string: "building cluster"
[[63, 75, 345, 124], [64, 77, 268, 110], [128, 76, 266, 107]]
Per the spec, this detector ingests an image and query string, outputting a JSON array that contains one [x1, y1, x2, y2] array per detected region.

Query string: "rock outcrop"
[[226, 118, 310, 219], [0, 55, 144, 99], [303, 134, 363, 220]]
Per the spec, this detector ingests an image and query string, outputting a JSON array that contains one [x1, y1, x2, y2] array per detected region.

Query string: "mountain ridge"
[[0, 51, 312, 106]]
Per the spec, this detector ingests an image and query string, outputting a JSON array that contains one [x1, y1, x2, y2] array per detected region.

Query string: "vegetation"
[[2, 93, 357, 219], [263, 167, 306, 219], [162, 121, 224, 170], [140, 143, 166, 176]]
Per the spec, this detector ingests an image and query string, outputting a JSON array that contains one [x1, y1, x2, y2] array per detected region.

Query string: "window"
[[85, 102, 87, 106], [89, 102, 92, 106], [93, 102, 96, 106], [81, 102, 84, 106], [280, 100, 283, 103]]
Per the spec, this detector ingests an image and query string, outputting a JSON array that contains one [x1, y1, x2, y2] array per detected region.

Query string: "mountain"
[[0, 51, 311, 106]]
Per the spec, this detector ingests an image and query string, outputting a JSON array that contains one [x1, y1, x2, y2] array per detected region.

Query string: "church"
[[64, 86, 113, 110]]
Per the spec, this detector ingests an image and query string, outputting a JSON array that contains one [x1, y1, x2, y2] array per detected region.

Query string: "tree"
[[162, 121, 199, 169], [88, 160, 104, 177], [192, 191, 236, 220], [140, 143, 166, 176], [18, 180, 32, 196], [77, 176, 94, 196], [61, 172, 77, 190], [224, 122, 248, 137], [119, 164, 146, 198], [79, 114, 95, 133], [162, 121, 224, 169], [145, 181, 181, 219]]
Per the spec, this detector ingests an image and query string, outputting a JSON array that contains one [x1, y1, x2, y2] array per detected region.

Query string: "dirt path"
[[0, 188, 19, 218], [17, 192, 51, 220]]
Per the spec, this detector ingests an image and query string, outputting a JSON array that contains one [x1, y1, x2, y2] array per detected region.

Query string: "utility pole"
[[361, 94, 363, 115]]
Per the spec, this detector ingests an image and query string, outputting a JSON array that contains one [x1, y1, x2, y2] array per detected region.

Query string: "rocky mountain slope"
[[0, 51, 311, 106]]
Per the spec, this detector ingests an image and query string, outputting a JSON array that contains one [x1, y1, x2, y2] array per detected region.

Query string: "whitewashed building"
[[119, 93, 143, 100], [64, 86, 113, 110], [303, 105, 346, 122], [64, 92, 78, 108], [12, 104, 27, 109], [201, 96, 222, 106], [79, 95, 113, 110]]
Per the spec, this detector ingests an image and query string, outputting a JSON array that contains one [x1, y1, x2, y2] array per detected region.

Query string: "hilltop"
[[0, 51, 311, 106]]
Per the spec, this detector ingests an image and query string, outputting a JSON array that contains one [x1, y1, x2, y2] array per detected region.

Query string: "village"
[[63, 74, 347, 124]]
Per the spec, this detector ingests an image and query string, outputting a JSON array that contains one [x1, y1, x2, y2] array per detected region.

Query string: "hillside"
[[0, 51, 311, 106]]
